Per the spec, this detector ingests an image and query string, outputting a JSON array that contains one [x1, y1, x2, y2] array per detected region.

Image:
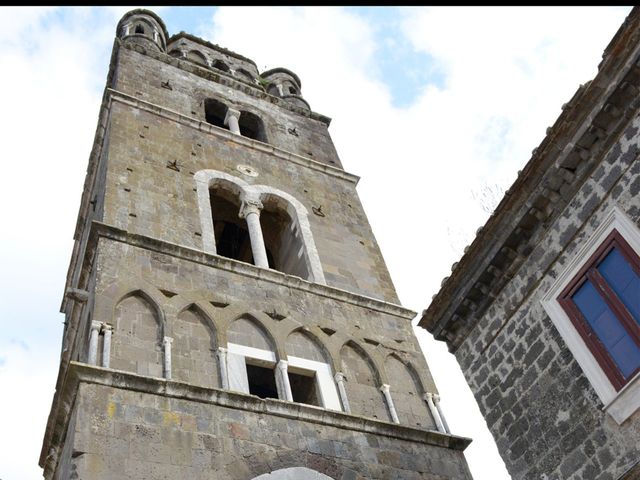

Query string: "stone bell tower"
[[40, 9, 473, 479]]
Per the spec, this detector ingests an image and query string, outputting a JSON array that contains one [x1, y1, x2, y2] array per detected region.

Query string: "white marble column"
[[87, 321, 102, 365], [425, 393, 447, 433], [217, 347, 229, 389], [224, 108, 241, 135], [434, 394, 450, 434], [239, 196, 269, 269], [163, 336, 173, 380], [276, 360, 293, 401], [334, 372, 351, 414], [276, 84, 284, 97], [101, 324, 113, 368], [381, 384, 400, 424]]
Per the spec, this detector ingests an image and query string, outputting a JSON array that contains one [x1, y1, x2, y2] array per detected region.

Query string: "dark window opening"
[[212, 59, 230, 72], [559, 229, 640, 391], [261, 204, 309, 280], [135, 24, 145, 34], [210, 189, 253, 264], [168, 49, 182, 58], [205, 98, 227, 129], [246, 363, 278, 400], [238, 111, 267, 143], [289, 370, 320, 406], [288, 86, 297, 95]]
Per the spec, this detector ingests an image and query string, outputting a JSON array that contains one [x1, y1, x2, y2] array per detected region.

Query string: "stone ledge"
[[89, 221, 417, 321], [107, 88, 358, 185], [79, 362, 472, 450]]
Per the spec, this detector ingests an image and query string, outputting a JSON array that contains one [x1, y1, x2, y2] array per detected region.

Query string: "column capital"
[[101, 323, 113, 333], [334, 372, 347, 383], [239, 198, 263, 219], [380, 383, 391, 394], [90, 320, 102, 332], [224, 107, 241, 126], [163, 336, 173, 345]]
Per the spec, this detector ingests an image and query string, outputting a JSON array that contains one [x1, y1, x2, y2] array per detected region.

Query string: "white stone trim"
[[194, 170, 249, 255], [194, 169, 326, 284], [226, 342, 277, 395], [541, 205, 640, 424], [334, 372, 351, 414], [287, 355, 342, 411]]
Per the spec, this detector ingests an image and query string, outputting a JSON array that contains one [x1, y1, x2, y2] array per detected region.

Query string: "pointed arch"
[[110, 290, 164, 378], [384, 354, 433, 429], [339, 341, 389, 421], [285, 328, 330, 364], [172, 303, 218, 388]]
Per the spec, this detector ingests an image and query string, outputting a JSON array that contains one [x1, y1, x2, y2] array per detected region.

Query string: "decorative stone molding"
[[39, 362, 471, 478], [106, 89, 358, 184]]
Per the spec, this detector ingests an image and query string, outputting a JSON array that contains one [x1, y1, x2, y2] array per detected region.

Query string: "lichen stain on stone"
[[107, 401, 117, 418], [163, 410, 181, 426]]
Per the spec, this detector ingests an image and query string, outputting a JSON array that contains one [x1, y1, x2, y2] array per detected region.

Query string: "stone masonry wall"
[[114, 46, 342, 168], [453, 108, 640, 479], [91, 237, 438, 409], [60, 380, 471, 480]]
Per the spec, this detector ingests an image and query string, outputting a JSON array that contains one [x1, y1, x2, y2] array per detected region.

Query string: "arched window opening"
[[261, 199, 309, 280], [186, 50, 207, 66], [210, 187, 253, 264], [238, 111, 267, 143], [284, 330, 341, 410], [135, 24, 145, 34], [168, 49, 182, 58], [204, 98, 228, 130], [227, 317, 278, 400], [211, 59, 230, 72], [288, 86, 297, 95]]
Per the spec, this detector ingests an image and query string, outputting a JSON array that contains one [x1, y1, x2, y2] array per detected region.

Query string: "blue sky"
[[0, 6, 633, 480]]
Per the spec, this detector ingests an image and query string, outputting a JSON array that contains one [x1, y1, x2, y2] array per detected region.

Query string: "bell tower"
[[40, 9, 473, 479]]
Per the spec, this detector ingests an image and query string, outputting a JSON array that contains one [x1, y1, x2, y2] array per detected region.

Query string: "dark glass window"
[[559, 229, 640, 390]]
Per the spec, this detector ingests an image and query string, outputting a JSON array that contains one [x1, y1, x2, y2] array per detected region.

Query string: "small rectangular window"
[[559, 229, 640, 390], [246, 363, 278, 400], [288, 370, 320, 406]]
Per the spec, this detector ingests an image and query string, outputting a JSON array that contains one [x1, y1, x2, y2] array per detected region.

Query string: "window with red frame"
[[558, 229, 640, 391]]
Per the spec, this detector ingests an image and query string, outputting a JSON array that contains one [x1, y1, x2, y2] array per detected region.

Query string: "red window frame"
[[558, 229, 640, 391]]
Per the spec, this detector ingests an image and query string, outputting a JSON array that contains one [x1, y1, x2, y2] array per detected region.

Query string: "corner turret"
[[117, 9, 169, 53]]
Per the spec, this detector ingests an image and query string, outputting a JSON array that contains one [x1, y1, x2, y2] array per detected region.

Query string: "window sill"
[[603, 371, 640, 425]]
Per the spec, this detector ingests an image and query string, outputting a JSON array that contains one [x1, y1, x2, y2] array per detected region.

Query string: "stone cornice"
[[119, 40, 332, 126], [40, 362, 471, 478], [168, 31, 258, 68], [419, 7, 640, 352], [107, 88, 359, 185], [87, 221, 416, 321]]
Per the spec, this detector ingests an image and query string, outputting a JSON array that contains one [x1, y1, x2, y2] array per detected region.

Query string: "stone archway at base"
[[252, 467, 336, 479]]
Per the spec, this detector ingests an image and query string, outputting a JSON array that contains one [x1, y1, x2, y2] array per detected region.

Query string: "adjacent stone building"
[[39, 9, 473, 479], [420, 7, 640, 480]]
